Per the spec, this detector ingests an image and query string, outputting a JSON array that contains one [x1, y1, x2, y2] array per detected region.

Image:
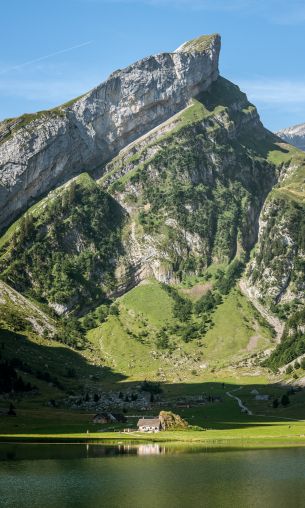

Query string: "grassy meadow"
[[0, 279, 303, 449]]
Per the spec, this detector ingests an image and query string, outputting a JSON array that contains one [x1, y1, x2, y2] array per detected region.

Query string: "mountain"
[[0, 34, 220, 232], [0, 34, 305, 399], [277, 123, 305, 151]]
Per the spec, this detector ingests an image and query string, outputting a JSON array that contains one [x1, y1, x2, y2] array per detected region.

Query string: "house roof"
[[137, 418, 160, 427]]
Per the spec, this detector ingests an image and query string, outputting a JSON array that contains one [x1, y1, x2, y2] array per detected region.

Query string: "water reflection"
[[133, 444, 165, 455], [0, 443, 166, 461], [1, 446, 305, 508]]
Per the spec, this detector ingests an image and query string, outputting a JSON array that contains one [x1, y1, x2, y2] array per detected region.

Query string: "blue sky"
[[1, 0, 305, 131]]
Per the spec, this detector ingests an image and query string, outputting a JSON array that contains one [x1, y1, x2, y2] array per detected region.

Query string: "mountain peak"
[[175, 33, 221, 54], [277, 122, 305, 151], [0, 34, 220, 231]]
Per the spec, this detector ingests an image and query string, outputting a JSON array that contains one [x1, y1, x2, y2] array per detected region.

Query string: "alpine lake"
[[1, 443, 305, 508]]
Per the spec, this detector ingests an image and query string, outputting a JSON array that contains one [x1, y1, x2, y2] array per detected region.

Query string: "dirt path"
[[226, 387, 253, 416]]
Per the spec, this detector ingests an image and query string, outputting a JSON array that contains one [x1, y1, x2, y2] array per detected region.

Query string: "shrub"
[[140, 381, 162, 394], [272, 398, 279, 408], [281, 394, 290, 406], [194, 290, 216, 314], [109, 304, 119, 316]]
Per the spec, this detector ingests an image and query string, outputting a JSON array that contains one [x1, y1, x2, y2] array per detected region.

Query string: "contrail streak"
[[0, 40, 93, 75]]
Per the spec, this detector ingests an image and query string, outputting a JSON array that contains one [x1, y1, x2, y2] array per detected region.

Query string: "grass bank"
[[2, 418, 305, 449]]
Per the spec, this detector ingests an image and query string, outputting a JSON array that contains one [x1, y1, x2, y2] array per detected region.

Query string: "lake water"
[[1, 444, 305, 508]]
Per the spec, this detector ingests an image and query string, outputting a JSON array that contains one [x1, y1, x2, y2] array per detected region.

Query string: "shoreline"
[[1, 432, 305, 450]]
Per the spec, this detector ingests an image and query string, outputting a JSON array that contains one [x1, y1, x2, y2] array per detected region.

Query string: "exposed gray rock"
[[0, 34, 220, 231], [277, 122, 305, 151]]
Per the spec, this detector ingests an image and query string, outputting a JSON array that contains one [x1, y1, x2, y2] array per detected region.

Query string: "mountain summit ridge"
[[0, 33, 304, 382], [0, 33, 220, 232], [277, 122, 305, 151]]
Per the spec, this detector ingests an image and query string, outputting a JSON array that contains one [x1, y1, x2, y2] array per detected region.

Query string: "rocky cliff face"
[[277, 123, 305, 151], [0, 75, 281, 312], [0, 34, 220, 232], [246, 193, 305, 305], [246, 142, 305, 309], [1, 33, 305, 371], [105, 77, 277, 288]]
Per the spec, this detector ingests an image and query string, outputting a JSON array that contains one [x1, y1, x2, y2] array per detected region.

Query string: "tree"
[[173, 297, 192, 321], [83, 314, 96, 330], [141, 380, 162, 394], [156, 332, 169, 349], [19, 213, 34, 244], [67, 181, 76, 206], [286, 365, 293, 375], [281, 394, 290, 406], [272, 398, 279, 408], [96, 306, 109, 323], [109, 304, 119, 316], [7, 402, 16, 416], [93, 393, 100, 403], [194, 291, 215, 314]]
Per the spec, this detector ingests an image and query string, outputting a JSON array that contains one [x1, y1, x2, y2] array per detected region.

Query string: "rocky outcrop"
[[0, 280, 56, 336], [159, 410, 188, 429], [246, 163, 305, 309], [0, 34, 220, 231], [0, 74, 282, 312], [277, 123, 305, 151]]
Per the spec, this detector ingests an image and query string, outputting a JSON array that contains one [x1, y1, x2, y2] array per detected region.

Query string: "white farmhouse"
[[137, 418, 161, 433]]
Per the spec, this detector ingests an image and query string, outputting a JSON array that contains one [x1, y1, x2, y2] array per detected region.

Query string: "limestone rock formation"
[[1, 33, 305, 372], [0, 34, 220, 231], [159, 410, 188, 430]]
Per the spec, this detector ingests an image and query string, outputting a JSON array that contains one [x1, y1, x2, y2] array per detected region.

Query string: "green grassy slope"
[[0, 172, 124, 316], [1, 74, 305, 409], [88, 280, 274, 382]]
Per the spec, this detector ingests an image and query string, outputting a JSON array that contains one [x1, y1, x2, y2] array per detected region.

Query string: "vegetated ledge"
[[1, 432, 305, 449]]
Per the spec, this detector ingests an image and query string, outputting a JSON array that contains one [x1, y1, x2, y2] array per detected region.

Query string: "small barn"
[[137, 418, 161, 433], [93, 413, 113, 424]]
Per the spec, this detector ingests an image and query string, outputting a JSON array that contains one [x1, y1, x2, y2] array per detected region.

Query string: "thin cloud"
[[0, 41, 93, 76], [0, 78, 96, 103]]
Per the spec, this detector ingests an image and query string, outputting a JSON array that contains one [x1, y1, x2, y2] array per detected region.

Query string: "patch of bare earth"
[[247, 334, 260, 352], [181, 282, 212, 300]]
